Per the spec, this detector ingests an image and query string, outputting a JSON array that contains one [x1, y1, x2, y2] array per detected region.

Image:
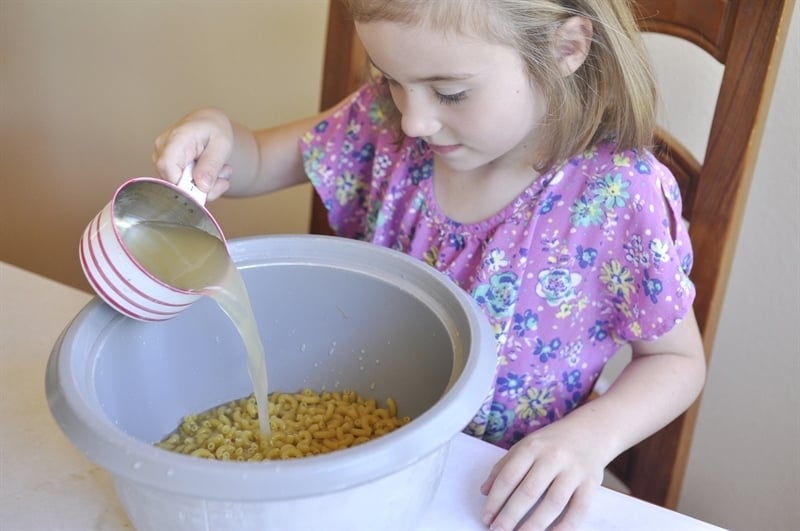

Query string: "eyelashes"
[[383, 76, 469, 105], [436, 91, 467, 105]]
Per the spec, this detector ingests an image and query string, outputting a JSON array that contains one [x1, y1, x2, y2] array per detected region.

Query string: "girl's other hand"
[[480, 417, 606, 531], [152, 108, 235, 201]]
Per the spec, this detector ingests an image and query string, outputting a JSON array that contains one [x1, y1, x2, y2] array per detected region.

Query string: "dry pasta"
[[156, 389, 411, 461]]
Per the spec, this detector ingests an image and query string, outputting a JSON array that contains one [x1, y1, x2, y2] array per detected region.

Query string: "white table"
[[0, 261, 724, 530]]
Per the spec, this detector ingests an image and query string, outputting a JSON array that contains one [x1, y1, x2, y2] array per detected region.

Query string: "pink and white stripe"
[[79, 198, 200, 322]]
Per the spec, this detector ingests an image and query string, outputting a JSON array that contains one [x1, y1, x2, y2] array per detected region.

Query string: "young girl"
[[153, 1, 706, 529]]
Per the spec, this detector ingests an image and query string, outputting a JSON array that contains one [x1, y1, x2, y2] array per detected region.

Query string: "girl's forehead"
[[356, 20, 509, 80], [356, 18, 500, 55]]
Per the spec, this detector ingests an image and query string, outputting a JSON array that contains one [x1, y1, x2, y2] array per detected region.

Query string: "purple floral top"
[[300, 82, 695, 449]]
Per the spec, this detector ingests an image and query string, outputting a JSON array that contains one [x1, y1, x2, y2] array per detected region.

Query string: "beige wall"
[[1, 0, 325, 291], [2, 2, 799, 530]]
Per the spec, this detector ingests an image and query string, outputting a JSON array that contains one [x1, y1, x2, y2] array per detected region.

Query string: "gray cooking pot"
[[46, 235, 496, 531]]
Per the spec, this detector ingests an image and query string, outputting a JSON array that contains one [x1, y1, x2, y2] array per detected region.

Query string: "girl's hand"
[[480, 417, 606, 531], [480, 310, 705, 531], [152, 108, 235, 201]]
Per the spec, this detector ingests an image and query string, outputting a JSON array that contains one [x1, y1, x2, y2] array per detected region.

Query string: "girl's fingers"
[[551, 482, 595, 531], [152, 110, 233, 193], [152, 130, 204, 185], [516, 473, 581, 531], [482, 455, 558, 531], [192, 136, 232, 191], [480, 454, 528, 527], [480, 452, 511, 495], [205, 164, 233, 201]]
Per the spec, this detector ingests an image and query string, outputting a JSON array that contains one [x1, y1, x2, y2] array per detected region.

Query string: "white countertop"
[[0, 261, 724, 530]]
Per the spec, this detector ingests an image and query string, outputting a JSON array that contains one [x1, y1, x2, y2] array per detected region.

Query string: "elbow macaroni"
[[156, 389, 411, 461]]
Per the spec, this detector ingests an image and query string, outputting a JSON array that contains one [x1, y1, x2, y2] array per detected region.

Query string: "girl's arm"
[[587, 308, 706, 459], [153, 107, 328, 200], [480, 308, 706, 531]]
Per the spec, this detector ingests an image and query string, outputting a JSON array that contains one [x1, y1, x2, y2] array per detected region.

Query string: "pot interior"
[[93, 262, 455, 443]]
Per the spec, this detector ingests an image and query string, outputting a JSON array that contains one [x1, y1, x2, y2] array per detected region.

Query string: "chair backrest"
[[310, 0, 796, 508], [607, 0, 794, 508]]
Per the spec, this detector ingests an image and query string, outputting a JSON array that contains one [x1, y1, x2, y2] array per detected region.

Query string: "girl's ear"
[[555, 16, 593, 75]]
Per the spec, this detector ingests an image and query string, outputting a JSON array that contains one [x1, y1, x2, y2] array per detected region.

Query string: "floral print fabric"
[[300, 82, 695, 449]]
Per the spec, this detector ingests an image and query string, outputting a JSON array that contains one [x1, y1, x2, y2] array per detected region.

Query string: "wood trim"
[[651, 128, 701, 220], [634, 0, 736, 60], [618, 0, 796, 507], [318, 0, 368, 110], [310, 0, 367, 236]]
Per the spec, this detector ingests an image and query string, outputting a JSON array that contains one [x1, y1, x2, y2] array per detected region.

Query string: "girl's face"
[[356, 20, 546, 176]]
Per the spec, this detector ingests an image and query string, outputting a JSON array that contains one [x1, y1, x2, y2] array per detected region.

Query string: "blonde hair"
[[341, 0, 656, 172]]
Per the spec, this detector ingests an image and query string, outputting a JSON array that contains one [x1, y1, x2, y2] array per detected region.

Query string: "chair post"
[[613, 0, 796, 508], [310, 0, 367, 235]]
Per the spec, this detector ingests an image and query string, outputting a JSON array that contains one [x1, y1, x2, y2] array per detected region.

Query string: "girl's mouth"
[[427, 143, 461, 155]]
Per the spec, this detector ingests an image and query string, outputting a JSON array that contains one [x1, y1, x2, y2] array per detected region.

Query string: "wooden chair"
[[310, 0, 796, 509]]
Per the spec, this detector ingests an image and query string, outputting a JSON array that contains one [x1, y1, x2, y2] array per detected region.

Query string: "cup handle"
[[176, 162, 208, 206]]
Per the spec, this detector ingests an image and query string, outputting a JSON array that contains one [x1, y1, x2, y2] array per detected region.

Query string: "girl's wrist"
[[562, 400, 629, 466]]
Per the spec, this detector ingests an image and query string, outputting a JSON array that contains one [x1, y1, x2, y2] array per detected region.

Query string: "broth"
[[122, 220, 270, 434]]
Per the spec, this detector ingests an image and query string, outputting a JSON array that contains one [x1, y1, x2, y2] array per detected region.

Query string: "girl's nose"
[[397, 93, 441, 139]]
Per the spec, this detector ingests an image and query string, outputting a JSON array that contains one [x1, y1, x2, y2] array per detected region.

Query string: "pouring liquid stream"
[[121, 220, 271, 435]]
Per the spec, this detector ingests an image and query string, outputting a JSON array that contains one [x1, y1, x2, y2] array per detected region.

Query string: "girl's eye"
[[436, 91, 467, 105], [381, 74, 467, 105]]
